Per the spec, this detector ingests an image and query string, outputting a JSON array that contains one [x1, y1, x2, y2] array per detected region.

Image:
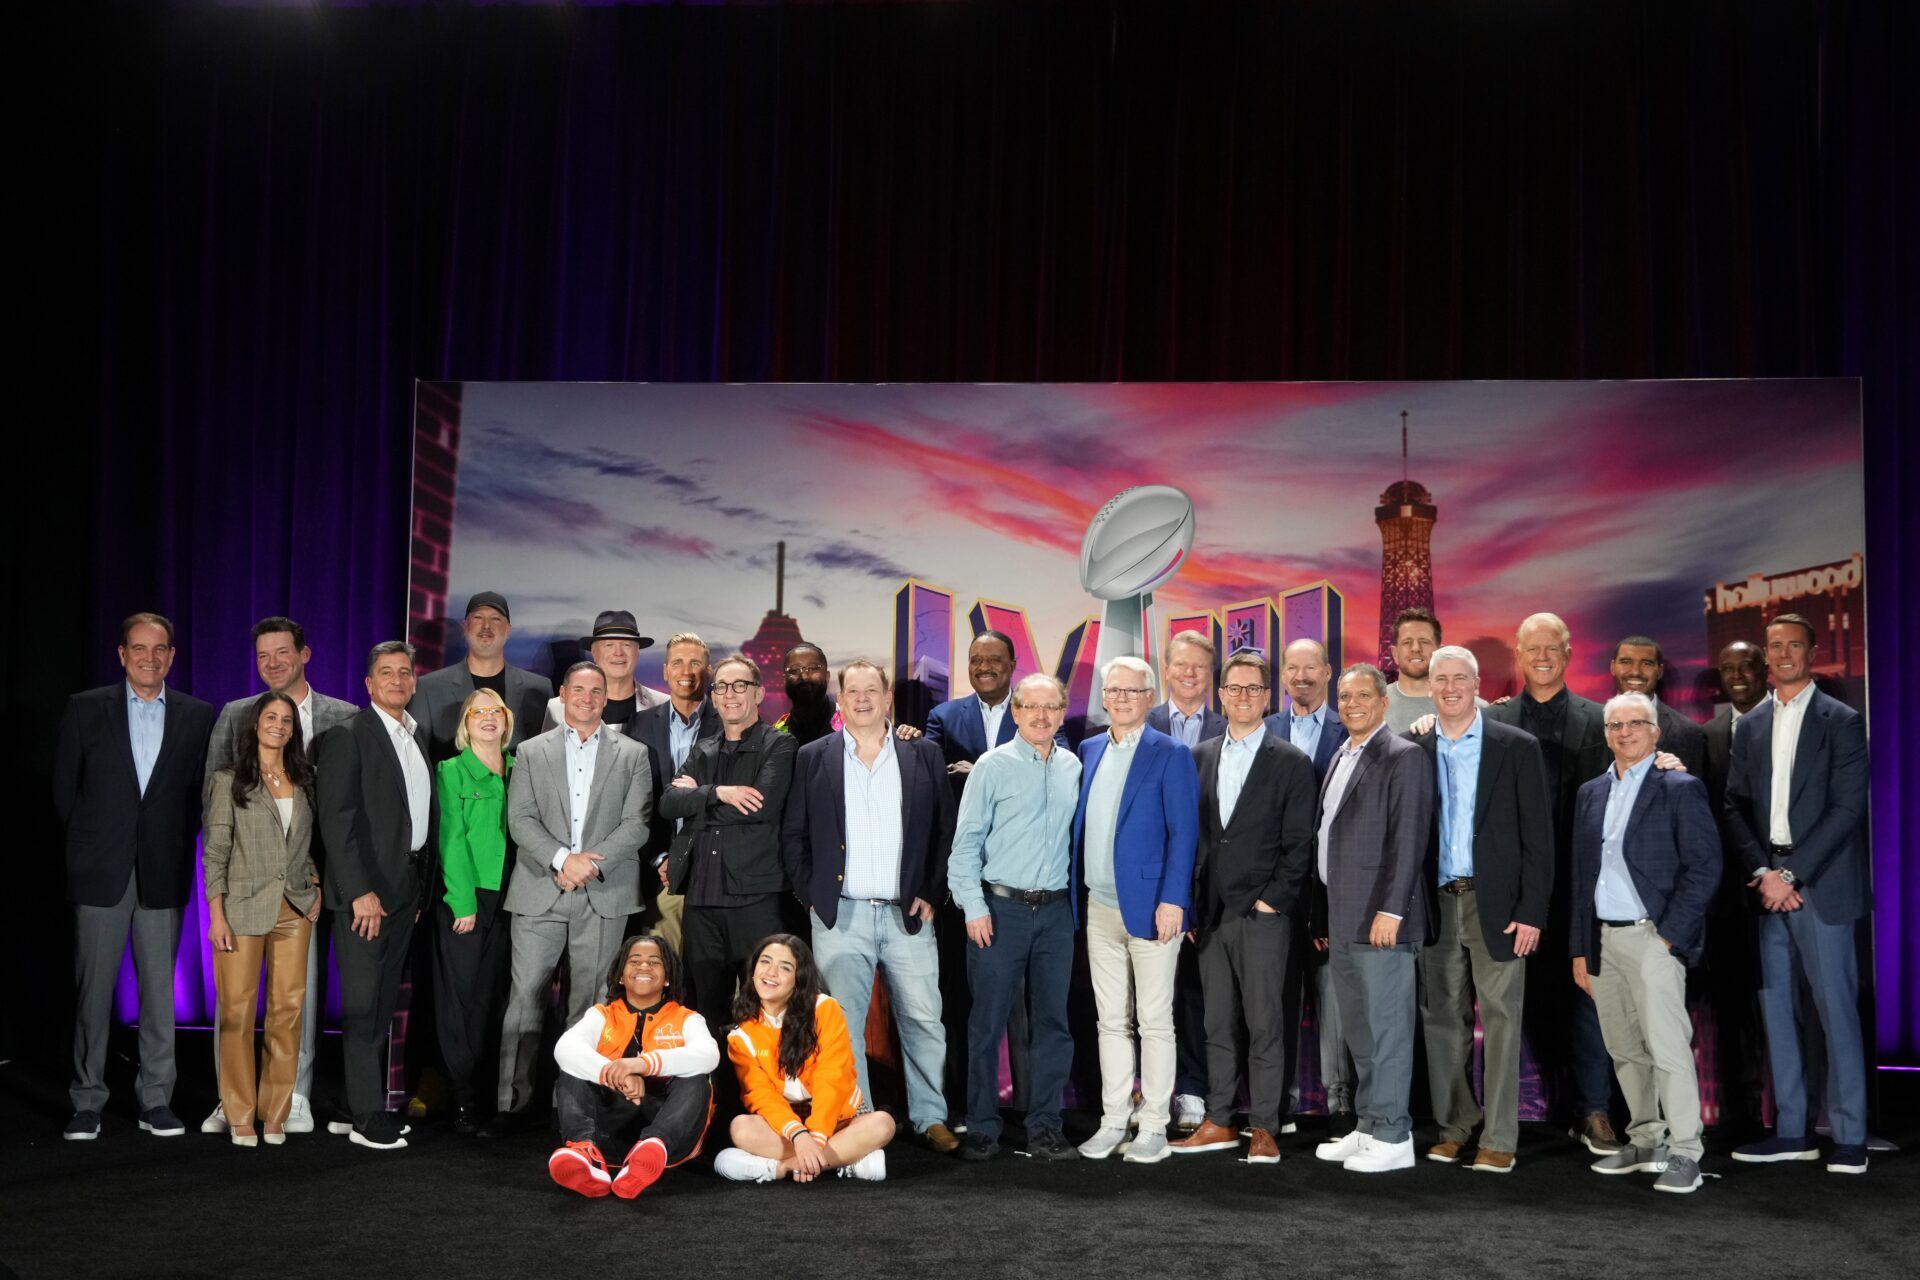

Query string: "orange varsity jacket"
[[727, 994, 862, 1142]]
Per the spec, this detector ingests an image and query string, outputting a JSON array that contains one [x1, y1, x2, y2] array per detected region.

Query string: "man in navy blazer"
[[1148, 630, 1227, 747], [1311, 664, 1433, 1174], [783, 659, 959, 1152], [1722, 614, 1872, 1173], [1071, 656, 1200, 1164], [1570, 692, 1720, 1193], [53, 612, 214, 1141], [629, 631, 722, 955], [924, 631, 1021, 798]]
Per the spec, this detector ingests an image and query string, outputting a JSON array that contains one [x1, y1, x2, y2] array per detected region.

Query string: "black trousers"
[[333, 899, 418, 1124], [433, 890, 511, 1112], [684, 897, 787, 1032], [1197, 911, 1293, 1133], [556, 1071, 713, 1165]]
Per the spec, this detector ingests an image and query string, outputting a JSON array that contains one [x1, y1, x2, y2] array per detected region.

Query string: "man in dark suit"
[[1571, 692, 1721, 1194], [1609, 635, 1707, 778], [1170, 651, 1316, 1164], [1700, 639, 1768, 1132], [659, 654, 798, 1030], [783, 659, 959, 1152], [200, 615, 357, 1138], [1310, 664, 1433, 1173], [408, 591, 552, 762], [629, 631, 721, 956], [1485, 611, 1619, 1154], [1410, 647, 1554, 1173], [315, 641, 434, 1151], [54, 612, 214, 1141], [1724, 613, 1872, 1174]]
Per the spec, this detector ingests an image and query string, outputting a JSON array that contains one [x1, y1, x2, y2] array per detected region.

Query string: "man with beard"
[[411, 592, 551, 761], [773, 643, 839, 746], [1609, 636, 1707, 778], [1383, 607, 1486, 732]]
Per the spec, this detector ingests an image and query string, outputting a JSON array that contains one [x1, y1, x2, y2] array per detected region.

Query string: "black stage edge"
[[3, 1034, 1915, 1280]]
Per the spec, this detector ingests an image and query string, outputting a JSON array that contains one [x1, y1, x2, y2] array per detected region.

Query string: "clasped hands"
[[600, 1057, 648, 1103]]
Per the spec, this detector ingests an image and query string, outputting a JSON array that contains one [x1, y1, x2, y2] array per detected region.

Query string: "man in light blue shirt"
[[950, 673, 1082, 1163]]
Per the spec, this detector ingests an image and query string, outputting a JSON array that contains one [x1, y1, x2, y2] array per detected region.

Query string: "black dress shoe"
[[451, 1107, 481, 1138], [477, 1110, 521, 1139], [1027, 1129, 1080, 1161], [957, 1132, 1001, 1161]]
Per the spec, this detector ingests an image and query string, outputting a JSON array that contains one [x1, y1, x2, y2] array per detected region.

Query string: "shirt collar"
[[1611, 752, 1658, 785], [1014, 736, 1057, 763], [670, 702, 703, 729], [842, 729, 897, 764], [1225, 721, 1266, 749], [1166, 702, 1205, 724], [374, 704, 416, 735], [1438, 710, 1483, 745], [1290, 700, 1326, 722], [1107, 725, 1145, 749], [565, 722, 604, 747], [1774, 682, 1815, 712], [1344, 724, 1383, 755], [126, 680, 166, 706]]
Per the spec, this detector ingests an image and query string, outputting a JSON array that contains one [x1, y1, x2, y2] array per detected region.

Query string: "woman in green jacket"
[[434, 686, 515, 1135]]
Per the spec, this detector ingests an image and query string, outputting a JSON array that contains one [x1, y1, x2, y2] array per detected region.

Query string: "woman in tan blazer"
[[203, 691, 320, 1146]]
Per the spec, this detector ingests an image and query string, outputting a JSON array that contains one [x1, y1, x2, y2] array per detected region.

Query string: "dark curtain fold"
[[11, 1, 1913, 1058]]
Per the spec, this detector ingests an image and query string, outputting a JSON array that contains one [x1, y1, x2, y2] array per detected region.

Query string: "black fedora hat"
[[579, 609, 655, 650]]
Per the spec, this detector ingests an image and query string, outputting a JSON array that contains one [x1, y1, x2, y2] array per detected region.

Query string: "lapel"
[[288, 785, 312, 853], [107, 685, 140, 797], [1747, 699, 1778, 801], [1473, 721, 1502, 831], [1116, 733, 1153, 828], [824, 731, 849, 845], [1080, 734, 1108, 810], [1224, 736, 1277, 836], [991, 697, 1017, 749], [1621, 762, 1662, 844], [1790, 693, 1823, 806], [150, 688, 184, 797], [1196, 738, 1222, 832], [1327, 729, 1382, 822], [363, 709, 411, 813], [584, 727, 619, 831]]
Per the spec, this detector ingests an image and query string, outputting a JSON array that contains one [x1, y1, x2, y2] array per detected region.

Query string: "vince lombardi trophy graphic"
[[1078, 485, 1197, 706]]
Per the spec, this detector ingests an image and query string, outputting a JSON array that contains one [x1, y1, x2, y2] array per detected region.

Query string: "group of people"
[[53, 590, 1873, 1199]]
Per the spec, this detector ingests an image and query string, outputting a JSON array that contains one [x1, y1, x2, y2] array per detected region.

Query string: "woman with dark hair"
[[547, 934, 718, 1199], [715, 933, 896, 1183], [434, 686, 515, 1136], [202, 691, 320, 1147]]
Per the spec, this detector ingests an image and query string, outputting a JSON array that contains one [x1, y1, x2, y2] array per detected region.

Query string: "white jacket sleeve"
[[555, 1006, 610, 1082], [640, 1011, 721, 1079]]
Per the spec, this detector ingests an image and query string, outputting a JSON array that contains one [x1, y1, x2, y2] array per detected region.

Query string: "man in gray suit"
[[1311, 663, 1434, 1174], [409, 591, 553, 762], [200, 616, 356, 1138], [495, 661, 654, 1121]]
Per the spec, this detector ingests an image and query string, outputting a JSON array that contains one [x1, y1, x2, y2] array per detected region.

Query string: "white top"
[[1768, 683, 1817, 845], [274, 795, 295, 834], [979, 695, 1010, 752], [554, 723, 605, 871], [841, 733, 905, 900], [379, 708, 432, 853]]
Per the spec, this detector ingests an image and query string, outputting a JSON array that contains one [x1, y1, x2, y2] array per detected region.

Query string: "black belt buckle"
[[1441, 877, 1474, 896], [986, 881, 1059, 906], [1770, 843, 1796, 857]]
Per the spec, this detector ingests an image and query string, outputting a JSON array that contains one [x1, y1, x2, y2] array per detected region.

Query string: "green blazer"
[[438, 748, 514, 917]]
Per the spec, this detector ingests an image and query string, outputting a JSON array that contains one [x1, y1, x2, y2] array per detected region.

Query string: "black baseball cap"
[[464, 591, 511, 621]]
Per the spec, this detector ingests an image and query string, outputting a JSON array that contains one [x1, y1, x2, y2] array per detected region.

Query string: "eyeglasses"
[[1017, 703, 1066, 714], [786, 664, 828, 678], [1221, 683, 1269, 699], [1603, 719, 1655, 734], [466, 707, 505, 720], [1104, 687, 1153, 700], [712, 679, 761, 696]]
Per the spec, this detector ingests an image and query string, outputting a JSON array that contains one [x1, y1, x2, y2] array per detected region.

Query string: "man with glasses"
[[494, 661, 654, 1127], [1171, 651, 1316, 1164], [1409, 646, 1554, 1173], [660, 655, 799, 1029], [1571, 692, 1720, 1194], [774, 642, 839, 746], [1073, 657, 1200, 1164], [949, 674, 1083, 1162]]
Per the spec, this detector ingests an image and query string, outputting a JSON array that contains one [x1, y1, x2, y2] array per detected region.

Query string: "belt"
[[840, 896, 900, 907], [984, 882, 1068, 906], [1440, 877, 1475, 895], [1599, 917, 1652, 928], [1770, 842, 1796, 857]]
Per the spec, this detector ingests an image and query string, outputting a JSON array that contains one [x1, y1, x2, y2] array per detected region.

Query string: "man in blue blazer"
[[1570, 692, 1721, 1194], [1722, 614, 1872, 1174], [783, 659, 959, 1152], [1071, 656, 1200, 1164], [925, 630, 1021, 799]]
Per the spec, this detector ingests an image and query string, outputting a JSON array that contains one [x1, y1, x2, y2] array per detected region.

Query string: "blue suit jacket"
[[1147, 700, 1226, 745], [1721, 687, 1870, 924], [1263, 700, 1348, 780], [781, 732, 956, 933], [926, 693, 1018, 767], [1570, 766, 1721, 970], [1071, 726, 1201, 938]]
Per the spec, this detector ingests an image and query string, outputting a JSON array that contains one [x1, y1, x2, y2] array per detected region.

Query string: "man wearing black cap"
[[542, 610, 668, 737], [410, 592, 553, 763]]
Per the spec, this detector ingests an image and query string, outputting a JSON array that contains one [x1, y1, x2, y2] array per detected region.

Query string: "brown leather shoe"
[[921, 1122, 960, 1154], [1426, 1140, 1467, 1164], [1472, 1148, 1515, 1173], [1246, 1128, 1281, 1164], [1571, 1112, 1622, 1155], [1169, 1119, 1241, 1154]]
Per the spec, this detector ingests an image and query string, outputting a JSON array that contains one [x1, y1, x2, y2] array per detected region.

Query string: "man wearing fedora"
[[542, 610, 669, 735], [411, 592, 553, 762]]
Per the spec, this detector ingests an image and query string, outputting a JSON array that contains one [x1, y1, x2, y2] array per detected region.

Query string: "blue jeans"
[[964, 895, 1074, 1141], [810, 902, 949, 1133], [1758, 907, 1867, 1146]]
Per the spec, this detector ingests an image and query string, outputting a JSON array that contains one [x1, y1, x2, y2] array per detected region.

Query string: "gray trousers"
[[1418, 888, 1527, 1151], [1593, 921, 1703, 1160], [71, 876, 183, 1113], [1329, 936, 1419, 1143], [1196, 911, 1292, 1133], [1315, 955, 1354, 1110], [211, 922, 325, 1101], [497, 890, 624, 1114]]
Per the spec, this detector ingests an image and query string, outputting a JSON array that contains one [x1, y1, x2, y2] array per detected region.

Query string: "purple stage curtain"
[[14, 2, 1912, 1059]]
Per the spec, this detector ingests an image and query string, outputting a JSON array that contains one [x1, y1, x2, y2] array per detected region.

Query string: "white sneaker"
[[285, 1095, 314, 1134], [713, 1148, 781, 1182], [1123, 1131, 1171, 1163], [1079, 1125, 1131, 1160], [1315, 1129, 1367, 1162], [1173, 1094, 1206, 1130], [201, 1103, 228, 1135], [837, 1149, 887, 1181], [1343, 1135, 1415, 1173]]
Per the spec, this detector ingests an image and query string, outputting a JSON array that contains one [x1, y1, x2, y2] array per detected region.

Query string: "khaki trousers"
[[1592, 920, 1703, 1161], [1086, 899, 1181, 1134], [214, 900, 313, 1129]]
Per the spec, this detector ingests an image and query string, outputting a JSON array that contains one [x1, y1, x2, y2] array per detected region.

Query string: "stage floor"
[[3, 1038, 1915, 1280]]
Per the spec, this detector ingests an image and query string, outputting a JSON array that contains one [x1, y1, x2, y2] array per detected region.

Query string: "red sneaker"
[[548, 1141, 613, 1198], [611, 1137, 668, 1200]]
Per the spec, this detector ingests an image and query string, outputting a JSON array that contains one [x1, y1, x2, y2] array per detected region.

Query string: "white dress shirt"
[[1767, 682, 1816, 845], [979, 695, 1010, 752], [377, 706, 431, 852], [841, 733, 906, 900], [555, 723, 605, 869]]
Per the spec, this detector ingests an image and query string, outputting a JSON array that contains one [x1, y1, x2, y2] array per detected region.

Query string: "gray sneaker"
[[1653, 1154, 1702, 1194], [1591, 1144, 1669, 1175], [1079, 1125, 1130, 1160], [1123, 1130, 1170, 1163]]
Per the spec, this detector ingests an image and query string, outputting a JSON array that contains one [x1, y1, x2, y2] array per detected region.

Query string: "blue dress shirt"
[[127, 682, 166, 796], [1435, 712, 1482, 883], [1217, 722, 1266, 828], [948, 736, 1082, 921], [1595, 753, 1656, 920]]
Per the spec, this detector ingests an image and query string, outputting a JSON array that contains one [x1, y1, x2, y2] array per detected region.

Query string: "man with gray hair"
[[1408, 645, 1554, 1172], [1571, 691, 1720, 1193], [949, 672, 1083, 1162], [1073, 656, 1200, 1163]]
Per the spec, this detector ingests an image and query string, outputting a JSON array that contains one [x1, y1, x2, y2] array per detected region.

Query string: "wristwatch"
[[1777, 867, 1798, 887]]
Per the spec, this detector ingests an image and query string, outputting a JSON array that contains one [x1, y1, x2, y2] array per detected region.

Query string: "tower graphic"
[[1375, 411, 1436, 677], [740, 540, 808, 720]]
